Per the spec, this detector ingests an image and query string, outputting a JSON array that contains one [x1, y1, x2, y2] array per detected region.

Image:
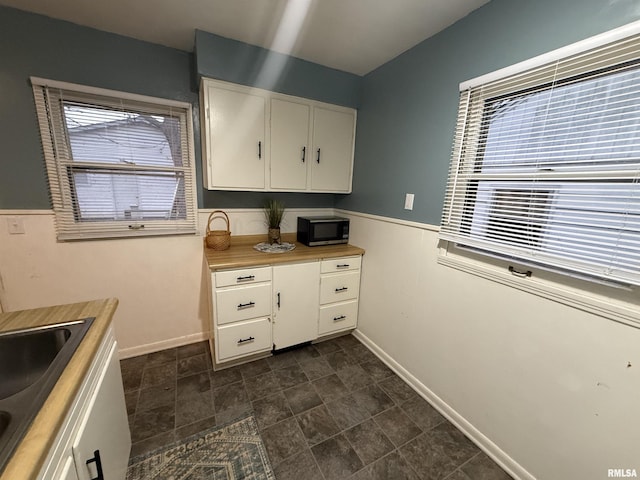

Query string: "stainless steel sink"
[[0, 318, 94, 474]]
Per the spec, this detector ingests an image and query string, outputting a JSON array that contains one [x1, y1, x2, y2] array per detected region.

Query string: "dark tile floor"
[[120, 334, 512, 480]]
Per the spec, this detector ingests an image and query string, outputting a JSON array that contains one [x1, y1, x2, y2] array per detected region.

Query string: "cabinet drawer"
[[320, 271, 360, 304], [216, 283, 272, 325], [215, 266, 271, 287], [318, 300, 358, 335], [320, 256, 361, 273], [216, 317, 272, 361]]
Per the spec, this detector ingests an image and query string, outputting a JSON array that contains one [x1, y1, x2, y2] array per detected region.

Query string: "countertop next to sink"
[[0, 298, 119, 480], [204, 233, 365, 271]]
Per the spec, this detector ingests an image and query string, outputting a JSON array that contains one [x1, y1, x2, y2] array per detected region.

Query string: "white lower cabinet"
[[272, 262, 320, 350], [72, 342, 131, 480], [39, 326, 131, 480], [318, 300, 359, 335], [318, 256, 362, 336], [55, 457, 79, 480], [210, 255, 362, 368], [212, 266, 273, 366], [216, 317, 272, 361], [215, 283, 272, 326]]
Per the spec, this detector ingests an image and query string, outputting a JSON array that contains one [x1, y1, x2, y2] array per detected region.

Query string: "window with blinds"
[[440, 27, 640, 287], [31, 78, 197, 240]]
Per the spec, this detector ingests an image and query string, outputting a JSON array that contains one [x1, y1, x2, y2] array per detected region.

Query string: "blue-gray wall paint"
[[0, 7, 354, 210], [335, 0, 640, 225], [195, 30, 361, 108], [0, 6, 197, 210]]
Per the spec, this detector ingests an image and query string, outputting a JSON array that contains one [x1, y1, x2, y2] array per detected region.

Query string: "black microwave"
[[297, 216, 350, 246]]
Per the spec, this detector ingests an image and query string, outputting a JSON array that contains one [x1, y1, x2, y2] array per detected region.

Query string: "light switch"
[[404, 193, 415, 210], [7, 217, 25, 235]]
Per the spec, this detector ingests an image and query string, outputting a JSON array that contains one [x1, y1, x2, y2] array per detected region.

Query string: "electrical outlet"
[[404, 193, 415, 210], [7, 217, 25, 235]]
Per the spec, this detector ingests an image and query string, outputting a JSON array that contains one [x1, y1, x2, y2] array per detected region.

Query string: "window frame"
[[438, 21, 640, 328], [31, 77, 198, 241]]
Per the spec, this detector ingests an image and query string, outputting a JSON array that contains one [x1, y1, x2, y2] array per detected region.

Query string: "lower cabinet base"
[[209, 338, 272, 371], [208, 329, 356, 371], [314, 328, 356, 342]]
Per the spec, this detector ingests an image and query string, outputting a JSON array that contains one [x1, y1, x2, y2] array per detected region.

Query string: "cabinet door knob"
[[336, 264, 349, 268], [236, 275, 255, 282], [277, 292, 281, 309], [258, 141, 262, 159], [237, 301, 256, 309], [86, 450, 105, 480], [335, 287, 348, 292], [333, 315, 347, 322], [302, 146, 306, 163], [238, 336, 255, 344], [316, 148, 321, 163]]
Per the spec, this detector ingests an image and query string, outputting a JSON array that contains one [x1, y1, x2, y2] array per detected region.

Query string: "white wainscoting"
[[337, 209, 640, 480], [3, 207, 639, 480], [0, 208, 332, 358]]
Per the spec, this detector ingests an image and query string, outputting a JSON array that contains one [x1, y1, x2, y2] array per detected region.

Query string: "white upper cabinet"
[[200, 78, 356, 192], [311, 106, 356, 192], [201, 81, 267, 190], [270, 98, 310, 190]]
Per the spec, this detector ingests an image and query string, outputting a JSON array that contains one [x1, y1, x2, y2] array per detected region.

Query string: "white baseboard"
[[353, 329, 534, 480], [118, 331, 210, 359]]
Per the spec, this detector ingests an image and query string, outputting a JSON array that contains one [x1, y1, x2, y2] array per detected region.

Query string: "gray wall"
[[0, 7, 360, 211], [5, 1, 638, 215], [336, 0, 640, 225], [195, 30, 361, 108], [0, 6, 196, 210]]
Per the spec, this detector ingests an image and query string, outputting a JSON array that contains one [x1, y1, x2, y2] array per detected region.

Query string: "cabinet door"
[[56, 456, 79, 480], [311, 106, 355, 192], [72, 342, 131, 480], [270, 98, 310, 190], [204, 84, 266, 189], [273, 262, 320, 349]]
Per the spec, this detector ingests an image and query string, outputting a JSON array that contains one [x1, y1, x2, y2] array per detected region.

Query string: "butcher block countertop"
[[0, 298, 119, 480], [205, 234, 365, 271]]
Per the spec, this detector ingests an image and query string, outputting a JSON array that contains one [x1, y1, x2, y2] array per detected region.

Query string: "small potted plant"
[[263, 199, 285, 245]]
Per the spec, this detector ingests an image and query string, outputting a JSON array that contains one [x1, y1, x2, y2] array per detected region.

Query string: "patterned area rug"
[[126, 415, 275, 480]]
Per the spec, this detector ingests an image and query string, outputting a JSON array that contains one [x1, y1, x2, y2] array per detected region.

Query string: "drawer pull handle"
[[333, 315, 347, 322], [237, 301, 256, 309], [86, 450, 104, 480], [335, 287, 348, 292], [237, 275, 255, 282], [238, 336, 255, 344], [336, 264, 350, 268]]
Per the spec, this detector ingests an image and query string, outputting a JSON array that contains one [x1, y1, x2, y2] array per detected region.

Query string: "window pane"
[[63, 102, 183, 167], [480, 66, 640, 173], [71, 169, 185, 221]]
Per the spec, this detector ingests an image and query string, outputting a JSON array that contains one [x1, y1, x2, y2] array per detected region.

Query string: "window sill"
[[437, 243, 640, 329]]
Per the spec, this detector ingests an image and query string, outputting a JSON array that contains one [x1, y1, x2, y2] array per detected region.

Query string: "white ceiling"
[[1, 0, 489, 75]]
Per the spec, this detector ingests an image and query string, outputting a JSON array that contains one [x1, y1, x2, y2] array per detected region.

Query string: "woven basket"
[[206, 210, 231, 251]]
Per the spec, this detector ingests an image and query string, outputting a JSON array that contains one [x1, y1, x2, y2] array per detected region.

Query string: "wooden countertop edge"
[[204, 234, 365, 271], [0, 298, 119, 480]]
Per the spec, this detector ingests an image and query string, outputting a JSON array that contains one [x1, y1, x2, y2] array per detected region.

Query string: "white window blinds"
[[440, 29, 640, 286], [32, 78, 197, 241]]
